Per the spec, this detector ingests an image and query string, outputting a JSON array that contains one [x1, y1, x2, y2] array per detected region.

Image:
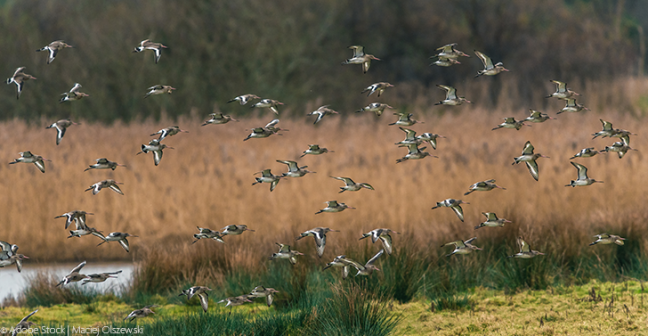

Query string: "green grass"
[[4, 281, 648, 336], [393, 280, 648, 335]]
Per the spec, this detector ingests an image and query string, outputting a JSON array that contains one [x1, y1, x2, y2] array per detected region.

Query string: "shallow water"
[[0, 262, 135, 302]]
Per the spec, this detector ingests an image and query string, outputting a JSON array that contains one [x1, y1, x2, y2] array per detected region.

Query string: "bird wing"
[[620, 134, 630, 146], [16, 258, 24, 273], [400, 127, 417, 139], [437, 85, 457, 99], [464, 237, 477, 245], [119, 238, 130, 252], [342, 265, 350, 279], [445, 240, 465, 248], [349, 45, 364, 57], [109, 184, 124, 195], [525, 160, 540, 181], [278, 244, 291, 253], [56, 127, 66, 145], [406, 143, 420, 154], [266, 294, 274, 307], [437, 44, 454, 52], [484, 212, 497, 221], [70, 261, 87, 274], [265, 119, 280, 129], [601, 119, 613, 131], [153, 150, 163, 166], [314, 113, 324, 124], [20, 310, 38, 323], [366, 249, 384, 266], [518, 237, 530, 253], [270, 179, 279, 191], [12, 67, 25, 77], [551, 80, 567, 92], [0, 241, 11, 253], [154, 48, 162, 64], [571, 162, 588, 180], [314, 232, 326, 257], [474, 51, 493, 69], [326, 200, 339, 207], [34, 159, 46, 173], [522, 141, 535, 155], [198, 293, 209, 312], [276, 160, 297, 171], [333, 176, 354, 185], [70, 83, 82, 93], [362, 60, 371, 73], [91, 230, 106, 241], [346, 258, 365, 271], [451, 205, 465, 222], [378, 234, 393, 255], [251, 285, 266, 295]]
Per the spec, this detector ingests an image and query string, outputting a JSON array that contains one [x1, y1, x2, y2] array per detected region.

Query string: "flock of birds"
[[1, 40, 638, 330]]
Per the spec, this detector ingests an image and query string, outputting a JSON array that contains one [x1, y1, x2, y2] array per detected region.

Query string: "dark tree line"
[[0, 0, 644, 122]]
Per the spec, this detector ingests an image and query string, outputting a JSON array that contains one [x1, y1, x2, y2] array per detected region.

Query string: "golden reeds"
[[1, 93, 645, 271]]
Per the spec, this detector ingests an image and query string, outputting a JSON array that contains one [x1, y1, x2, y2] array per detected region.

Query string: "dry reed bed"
[[0, 105, 645, 269]]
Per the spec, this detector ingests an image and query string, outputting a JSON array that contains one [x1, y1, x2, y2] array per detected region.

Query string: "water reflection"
[[0, 262, 135, 302]]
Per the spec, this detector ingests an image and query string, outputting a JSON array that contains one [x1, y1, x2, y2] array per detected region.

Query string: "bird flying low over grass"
[[359, 228, 399, 255], [296, 227, 339, 257], [442, 237, 482, 257], [179, 286, 212, 312], [508, 237, 544, 259], [269, 243, 304, 265]]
